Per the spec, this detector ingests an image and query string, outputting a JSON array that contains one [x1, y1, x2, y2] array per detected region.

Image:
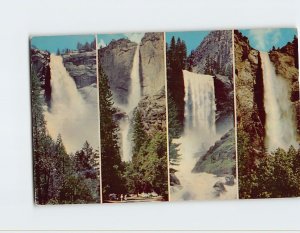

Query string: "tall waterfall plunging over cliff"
[[45, 54, 98, 153], [120, 44, 141, 161], [127, 44, 141, 112], [171, 70, 235, 201], [183, 70, 217, 147], [261, 52, 298, 152]]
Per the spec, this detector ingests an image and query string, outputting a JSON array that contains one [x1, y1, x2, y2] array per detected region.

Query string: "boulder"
[[192, 129, 236, 176], [170, 173, 180, 186], [225, 175, 235, 186], [213, 181, 226, 196]]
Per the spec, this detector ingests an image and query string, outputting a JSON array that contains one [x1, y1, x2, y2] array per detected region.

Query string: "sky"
[[166, 31, 210, 55], [239, 28, 298, 52], [31, 34, 95, 53], [97, 33, 145, 48]]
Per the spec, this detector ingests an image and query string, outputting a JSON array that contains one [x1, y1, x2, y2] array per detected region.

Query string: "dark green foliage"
[[130, 124, 169, 200], [186, 49, 195, 71], [31, 64, 100, 205], [132, 110, 147, 155], [166, 36, 187, 130], [166, 36, 187, 180], [77, 39, 96, 52], [56, 49, 60, 55], [122, 110, 169, 200], [98, 62, 126, 200], [167, 93, 181, 162], [238, 127, 300, 199]]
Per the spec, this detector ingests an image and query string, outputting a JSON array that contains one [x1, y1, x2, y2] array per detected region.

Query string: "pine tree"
[[166, 36, 186, 130], [31, 67, 48, 204], [167, 94, 181, 162], [90, 39, 96, 50], [132, 110, 146, 155], [98, 62, 125, 200]]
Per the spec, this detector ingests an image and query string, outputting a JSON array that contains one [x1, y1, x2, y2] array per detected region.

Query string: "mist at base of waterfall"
[[45, 55, 99, 154], [261, 52, 298, 152], [170, 70, 237, 201]]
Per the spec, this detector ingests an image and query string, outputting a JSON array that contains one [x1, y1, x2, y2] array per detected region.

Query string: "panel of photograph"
[[166, 30, 237, 201], [30, 35, 101, 204], [97, 32, 169, 203], [234, 28, 300, 199], [235, 28, 300, 199]]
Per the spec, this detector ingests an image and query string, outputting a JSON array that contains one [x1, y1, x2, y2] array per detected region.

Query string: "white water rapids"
[[260, 52, 298, 152], [171, 70, 237, 201], [44, 54, 99, 153]]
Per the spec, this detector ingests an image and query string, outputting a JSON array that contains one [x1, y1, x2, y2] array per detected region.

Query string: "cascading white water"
[[261, 52, 298, 152], [171, 70, 236, 201], [127, 44, 141, 112], [183, 70, 217, 151], [119, 44, 141, 162], [45, 54, 99, 153]]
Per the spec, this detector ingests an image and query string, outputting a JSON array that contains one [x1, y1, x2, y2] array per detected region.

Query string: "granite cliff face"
[[30, 48, 51, 105], [98, 39, 137, 105], [99, 33, 167, 135], [136, 89, 167, 135], [192, 129, 236, 176], [234, 30, 265, 147], [140, 32, 165, 96], [138, 33, 167, 134], [190, 30, 233, 78], [62, 51, 97, 88]]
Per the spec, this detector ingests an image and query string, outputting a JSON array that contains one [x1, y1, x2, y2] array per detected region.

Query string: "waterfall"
[[171, 70, 232, 201], [183, 70, 217, 151], [44, 54, 98, 153], [127, 44, 141, 112], [260, 52, 298, 152], [119, 44, 141, 162]]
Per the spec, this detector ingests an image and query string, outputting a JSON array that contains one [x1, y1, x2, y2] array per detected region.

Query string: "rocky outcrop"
[[136, 89, 167, 135], [140, 32, 165, 96], [190, 30, 233, 78], [213, 74, 234, 125], [269, 37, 299, 133], [98, 39, 137, 105], [170, 172, 180, 186], [30, 48, 51, 105], [192, 129, 236, 176], [213, 181, 226, 196], [62, 51, 97, 88], [234, 30, 265, 147], [225, 175, 235, 186]]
